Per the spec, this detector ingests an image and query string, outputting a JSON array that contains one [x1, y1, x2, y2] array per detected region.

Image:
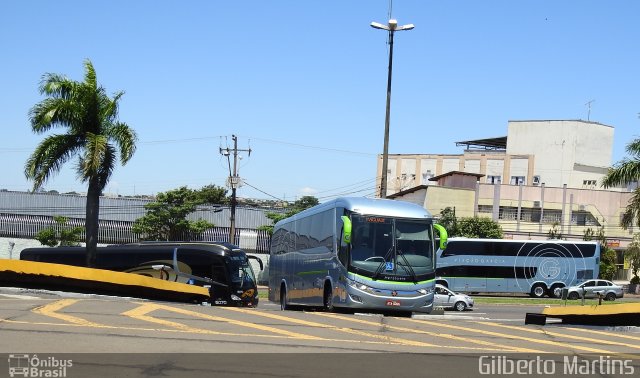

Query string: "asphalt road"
[[2, 287, 640, 377]]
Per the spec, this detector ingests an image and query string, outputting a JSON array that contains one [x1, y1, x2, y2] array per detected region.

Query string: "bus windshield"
[[349, 215, 434, 281], [228, 256, 257, 289]]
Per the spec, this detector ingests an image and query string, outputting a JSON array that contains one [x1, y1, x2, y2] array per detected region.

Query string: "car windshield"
[[348, 215, 434, 281]]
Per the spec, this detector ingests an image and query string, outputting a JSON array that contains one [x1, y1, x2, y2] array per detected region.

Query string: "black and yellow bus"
[[20, 241, 263, 306]]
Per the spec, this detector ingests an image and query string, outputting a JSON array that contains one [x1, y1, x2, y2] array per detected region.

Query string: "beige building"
[[379, 120, 635, 280], [377, 120, 616, 194]]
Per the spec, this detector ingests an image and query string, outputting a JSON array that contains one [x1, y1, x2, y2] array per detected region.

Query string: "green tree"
[[35, 216, 83, 247], [601, 137, 640, 229], [25, 60, 137, 267], [456, 217, 504, 239], [583, 226, 616, 280], [437, 207, 459, 237], [626, 234, 640, 285], [132, 185, 227, 241], [547, 221, 564, 240], [259, 196, 319, 235]]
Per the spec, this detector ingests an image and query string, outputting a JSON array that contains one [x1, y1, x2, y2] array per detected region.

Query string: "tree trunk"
[[85, 179, 101, 267]]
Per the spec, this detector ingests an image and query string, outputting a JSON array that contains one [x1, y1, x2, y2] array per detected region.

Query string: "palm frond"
[[24, 134, 82, 190], [107, 122, 138, 164], [80, 133, 109, 178], [83, 59, 97, 90], [601, 158, 640, 188], [39, 73, 75, 99], [620, 188, 640, 229], [625, 138, 640, 157]]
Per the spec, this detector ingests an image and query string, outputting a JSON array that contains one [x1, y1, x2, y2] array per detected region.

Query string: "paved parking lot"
[[1, 288, 640, 356]]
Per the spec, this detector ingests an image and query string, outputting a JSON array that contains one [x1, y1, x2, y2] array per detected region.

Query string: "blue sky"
[[1, 1, 638, 202]]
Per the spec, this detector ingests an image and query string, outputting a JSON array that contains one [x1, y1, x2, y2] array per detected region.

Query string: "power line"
[[242, 181, 285, 202]]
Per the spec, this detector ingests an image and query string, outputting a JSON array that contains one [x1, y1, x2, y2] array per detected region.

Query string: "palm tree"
[[25, 59, 137, 267], [601, 138, 640, 229]]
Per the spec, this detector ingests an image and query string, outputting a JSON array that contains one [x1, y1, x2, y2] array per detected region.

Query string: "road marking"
[[558, 326, 640, 342], [475, 322, 640, 351], [32, 299, 106, 327], [405, 318, 618, 354], [312, 312, 543, 353], [223, 307, 438, 347], [0, 294, 43, 300], [124, 303, 322, 340]]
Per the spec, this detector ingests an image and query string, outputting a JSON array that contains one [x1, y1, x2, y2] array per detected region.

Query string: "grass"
[[471, 296, 638, 306]]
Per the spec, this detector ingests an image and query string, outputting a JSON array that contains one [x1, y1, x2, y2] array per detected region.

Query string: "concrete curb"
[[0, 259, 210, 303]]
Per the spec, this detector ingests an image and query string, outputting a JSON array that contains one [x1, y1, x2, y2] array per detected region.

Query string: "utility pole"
[[219, 135, 251, 245]]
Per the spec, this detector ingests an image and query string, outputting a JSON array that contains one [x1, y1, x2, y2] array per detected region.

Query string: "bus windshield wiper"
[[396, 249, 418, 283]]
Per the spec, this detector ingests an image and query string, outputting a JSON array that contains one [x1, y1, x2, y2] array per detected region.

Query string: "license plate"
[[385, 300, 401, 306]]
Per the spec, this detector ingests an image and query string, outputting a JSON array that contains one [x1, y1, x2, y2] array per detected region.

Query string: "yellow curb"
[[0, 259, 209, 300]]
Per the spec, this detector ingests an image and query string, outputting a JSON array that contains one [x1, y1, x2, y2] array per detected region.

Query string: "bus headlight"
[[418, 287, 434, 295], [347, 279, 372, 292]]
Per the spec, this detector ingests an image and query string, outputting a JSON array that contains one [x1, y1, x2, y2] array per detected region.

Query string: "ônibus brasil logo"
[[8, 354, 72, 377]]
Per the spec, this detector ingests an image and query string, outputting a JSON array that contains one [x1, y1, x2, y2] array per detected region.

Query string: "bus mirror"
[[248, 255, 264, 270], [341, 216, 352, 244], [433, 223, 448, 250]]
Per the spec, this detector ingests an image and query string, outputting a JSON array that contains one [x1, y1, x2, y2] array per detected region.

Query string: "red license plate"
[[385, 300, 401, 306]]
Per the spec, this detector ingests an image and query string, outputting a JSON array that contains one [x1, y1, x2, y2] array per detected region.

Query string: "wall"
[[506, 120, 614, 189]]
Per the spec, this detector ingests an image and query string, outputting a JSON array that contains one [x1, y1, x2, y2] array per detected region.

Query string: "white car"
[[565, 279, 624, 301], [434, 284, 474, 311]]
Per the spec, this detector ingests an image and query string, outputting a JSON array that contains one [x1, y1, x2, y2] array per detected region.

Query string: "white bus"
[[435, 238, 600, 298], [268, 197, 448, 314]]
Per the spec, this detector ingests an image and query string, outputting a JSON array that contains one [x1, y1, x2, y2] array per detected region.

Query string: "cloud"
[[299, 187, 318, 196]]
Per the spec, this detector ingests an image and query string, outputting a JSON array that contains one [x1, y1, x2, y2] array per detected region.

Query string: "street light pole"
[[371, 19, 414, 198]]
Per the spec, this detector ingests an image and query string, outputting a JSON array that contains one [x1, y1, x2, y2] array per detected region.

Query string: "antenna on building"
[[585, 99, 595, 121]]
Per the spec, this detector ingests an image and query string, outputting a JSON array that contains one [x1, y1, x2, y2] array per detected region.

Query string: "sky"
[[1, 1, 639, 202]]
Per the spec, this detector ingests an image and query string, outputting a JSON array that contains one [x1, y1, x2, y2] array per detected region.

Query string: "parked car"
[[565, 279, 624, 301], [434, 284, 474, 311]]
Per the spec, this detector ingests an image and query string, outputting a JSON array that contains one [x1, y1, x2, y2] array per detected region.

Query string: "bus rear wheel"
[[530, 284, 547, 298], [548, 284, 565, 298], [280, 284, 289, 311], [323, 283, 334, 312]]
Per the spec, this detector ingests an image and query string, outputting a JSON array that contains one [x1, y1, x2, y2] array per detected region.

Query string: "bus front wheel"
[[530, 284, 547, 298]]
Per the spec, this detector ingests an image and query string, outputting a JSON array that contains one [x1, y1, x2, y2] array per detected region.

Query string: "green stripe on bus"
[[296, 270, 327, 276], [353, 273, 434, 285]]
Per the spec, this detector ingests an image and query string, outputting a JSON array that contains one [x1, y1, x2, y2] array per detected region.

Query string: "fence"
[[0, 213, 271, 254]]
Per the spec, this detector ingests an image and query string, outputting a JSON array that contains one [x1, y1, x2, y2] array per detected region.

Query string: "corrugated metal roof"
[[0, 191, 281, 228]]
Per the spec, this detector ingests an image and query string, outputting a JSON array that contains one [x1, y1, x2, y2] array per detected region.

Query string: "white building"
[[377, 120, 617, 194]]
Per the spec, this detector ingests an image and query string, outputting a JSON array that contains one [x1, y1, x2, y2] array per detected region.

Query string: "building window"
[[486, 175, 501, 184], [510, 176, 525, 185], [583, 180, 597, 188], [422, 171, 434, 184]]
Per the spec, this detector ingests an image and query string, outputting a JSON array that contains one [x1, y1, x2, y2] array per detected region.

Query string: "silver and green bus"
[[435, 238, 600, 298], [268, 197, 448, 314]]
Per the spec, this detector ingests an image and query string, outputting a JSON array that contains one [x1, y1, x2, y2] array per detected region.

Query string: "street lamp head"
[[371, 19, 414, 32], [370, 21, 389, 30]]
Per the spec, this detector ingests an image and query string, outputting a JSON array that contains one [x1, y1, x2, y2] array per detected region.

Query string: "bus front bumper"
[[342, 285, 434, 314]]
